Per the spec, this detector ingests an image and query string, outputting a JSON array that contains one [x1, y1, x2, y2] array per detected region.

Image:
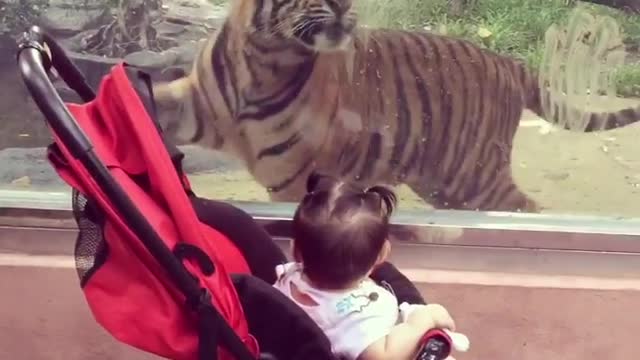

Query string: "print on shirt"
[[336, 292, 379, 315]]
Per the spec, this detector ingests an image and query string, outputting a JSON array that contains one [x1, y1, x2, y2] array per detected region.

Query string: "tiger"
[[152, 0, 640, 215]]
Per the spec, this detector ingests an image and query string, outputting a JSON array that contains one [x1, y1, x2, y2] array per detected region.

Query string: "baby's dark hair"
[[292, 172, 397, 289]]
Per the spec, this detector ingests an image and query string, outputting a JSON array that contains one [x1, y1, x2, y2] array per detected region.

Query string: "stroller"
[[15, 25, 456, 360]]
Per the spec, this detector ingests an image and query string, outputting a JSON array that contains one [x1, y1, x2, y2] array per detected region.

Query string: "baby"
[[273, 173, 463, 360]]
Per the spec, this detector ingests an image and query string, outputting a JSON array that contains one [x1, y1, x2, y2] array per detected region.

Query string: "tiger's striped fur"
[[153, 0, 640, 213]]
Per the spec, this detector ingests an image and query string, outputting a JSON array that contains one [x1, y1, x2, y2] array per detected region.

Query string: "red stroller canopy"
[[46, 63, 258, 360]]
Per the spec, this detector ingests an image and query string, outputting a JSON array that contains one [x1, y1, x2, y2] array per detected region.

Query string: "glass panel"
[[2, 3, 640, 360], [1, 0, 639, 222]]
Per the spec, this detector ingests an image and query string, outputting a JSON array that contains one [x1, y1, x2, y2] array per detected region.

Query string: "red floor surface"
[[420, 283, 639, 360], [1, 267, 638, 360]]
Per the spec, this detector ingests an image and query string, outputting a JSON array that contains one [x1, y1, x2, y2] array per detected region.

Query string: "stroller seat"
[[121, 66, 337, 359]]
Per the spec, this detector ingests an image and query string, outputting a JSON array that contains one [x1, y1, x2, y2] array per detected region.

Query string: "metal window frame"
[[1, 189, 640, 286]]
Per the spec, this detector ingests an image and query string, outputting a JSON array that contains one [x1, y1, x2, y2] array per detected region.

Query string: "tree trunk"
[[83, 0, 163, 57]]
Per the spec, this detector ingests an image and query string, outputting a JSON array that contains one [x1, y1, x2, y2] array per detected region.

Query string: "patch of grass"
[[357, 0, 640, 97], [614, 64, 640, 97], [356, 0, 448, 30]]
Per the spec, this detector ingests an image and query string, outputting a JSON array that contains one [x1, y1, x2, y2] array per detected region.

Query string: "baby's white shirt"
[[273, 262, 399, 359]]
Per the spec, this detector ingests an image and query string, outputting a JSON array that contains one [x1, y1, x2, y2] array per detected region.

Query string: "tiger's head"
[[241, 0, 357, 52]]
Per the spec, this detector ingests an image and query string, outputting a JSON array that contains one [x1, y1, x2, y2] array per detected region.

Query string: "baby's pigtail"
[[365, 185, 397, 218], [306, 171, 339, 194]]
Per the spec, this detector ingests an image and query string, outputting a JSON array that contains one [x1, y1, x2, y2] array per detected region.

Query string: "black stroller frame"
[[15, 25, 454, 360]]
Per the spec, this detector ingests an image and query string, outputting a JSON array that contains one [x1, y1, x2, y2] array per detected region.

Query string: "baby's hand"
[[401, 303, 455, 331], [399, 302, 470, 353], [361, 303, 467, 360], [399, 303, 455, 330]]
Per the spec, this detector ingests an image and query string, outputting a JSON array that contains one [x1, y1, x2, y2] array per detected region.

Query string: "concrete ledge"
[[2, 224, 640, 285]]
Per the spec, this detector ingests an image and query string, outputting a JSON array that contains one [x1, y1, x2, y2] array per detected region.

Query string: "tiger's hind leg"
[[410, 164, 540, 213], [403, 165, 538, 244], [392, 181, 465, 244], [463, 164, 540, 213]]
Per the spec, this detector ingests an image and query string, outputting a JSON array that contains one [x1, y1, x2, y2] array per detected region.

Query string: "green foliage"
[[614, 64, 640, 97], [357, 0, 640, 97]]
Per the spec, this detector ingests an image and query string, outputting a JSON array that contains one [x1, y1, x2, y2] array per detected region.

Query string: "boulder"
[[0, 145, 240, 189], [38, 0, 111, 37]]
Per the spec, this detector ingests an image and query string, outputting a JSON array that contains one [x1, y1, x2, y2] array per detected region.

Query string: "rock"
[[173, 39, 207, 64], [3, 0, 231, 155], [0, 33, 15, 60], [0, 148, 65, 188], [155, 20, 188, 37], [124, 49, 179, 71], [1, 0, 48, 28], [54, 51, 120, 95], [38, 0, 112, 37], [48, 0, 227, 88], [151, 39, 207, 79], [543, 172, 570, 181], [162, 0, 226, 28], [0, 146, 241, 189], [11, 176, 31, 187], [179, 145, 242, 174]]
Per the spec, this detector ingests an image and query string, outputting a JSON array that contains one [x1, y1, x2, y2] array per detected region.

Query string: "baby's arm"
[[358, 304, 455, 360]]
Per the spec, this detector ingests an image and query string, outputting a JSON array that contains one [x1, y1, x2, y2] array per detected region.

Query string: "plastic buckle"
[[186, 287, 213, 312]]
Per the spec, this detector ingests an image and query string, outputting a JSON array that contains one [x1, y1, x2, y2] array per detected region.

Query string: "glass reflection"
[[0, 0, 639, 219]]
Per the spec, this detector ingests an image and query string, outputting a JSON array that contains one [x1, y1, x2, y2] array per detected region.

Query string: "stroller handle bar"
[[16, 25, 257, 360], [16, 26, 96, 159]]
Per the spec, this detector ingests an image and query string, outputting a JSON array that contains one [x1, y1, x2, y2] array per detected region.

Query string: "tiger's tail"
[[519, 7, 640, 132]]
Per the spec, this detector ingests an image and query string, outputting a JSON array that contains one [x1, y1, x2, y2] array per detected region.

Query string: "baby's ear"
[[291, 241, 302, 262], [375, 240, 391, 265]]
